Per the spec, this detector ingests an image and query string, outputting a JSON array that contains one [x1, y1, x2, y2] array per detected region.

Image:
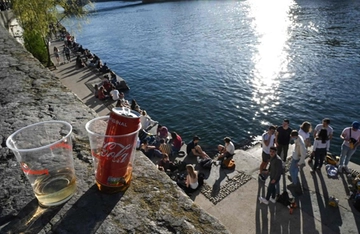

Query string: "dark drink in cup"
[[93, 107, 140, 193]]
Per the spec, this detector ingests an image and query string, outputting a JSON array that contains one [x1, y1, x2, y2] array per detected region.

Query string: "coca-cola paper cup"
[[85, 115, 141, 193]]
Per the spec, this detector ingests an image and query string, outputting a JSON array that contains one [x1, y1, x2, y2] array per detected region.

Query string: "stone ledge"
[[0, 21, 228, 233]]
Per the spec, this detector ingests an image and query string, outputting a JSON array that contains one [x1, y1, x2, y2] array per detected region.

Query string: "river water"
[[64, 0, 360, 161]]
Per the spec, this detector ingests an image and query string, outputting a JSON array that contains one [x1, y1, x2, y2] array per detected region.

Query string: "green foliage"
[[12, 0, 91, 66], [23, 30, 48, 65]]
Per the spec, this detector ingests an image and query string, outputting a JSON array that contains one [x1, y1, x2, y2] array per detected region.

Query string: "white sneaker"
[[338, 166, 343, 173], [269, 197, 276, 204], [344, 166, 350, 174], [259, 197, 269, 205]]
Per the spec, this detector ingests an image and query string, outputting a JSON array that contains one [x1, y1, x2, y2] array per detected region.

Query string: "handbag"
[[221, 158, 236, 169], [349, 128, 357, 150]]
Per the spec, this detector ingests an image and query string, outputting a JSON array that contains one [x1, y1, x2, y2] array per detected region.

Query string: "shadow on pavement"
[[0, 199, 64, 233], [256, 179, 268, 234]]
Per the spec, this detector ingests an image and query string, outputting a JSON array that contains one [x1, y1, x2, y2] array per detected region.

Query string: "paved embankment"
[[50, 35, 360, 233]]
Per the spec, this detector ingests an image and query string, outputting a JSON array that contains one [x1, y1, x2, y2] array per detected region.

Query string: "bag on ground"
[[221, 158, 235, 169], [199, 158, 213, 169], [277, 191, 291, 206]]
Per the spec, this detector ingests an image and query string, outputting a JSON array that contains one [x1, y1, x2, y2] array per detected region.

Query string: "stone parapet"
[[0, 10, 14, 29], [0, 21, 228, 233]]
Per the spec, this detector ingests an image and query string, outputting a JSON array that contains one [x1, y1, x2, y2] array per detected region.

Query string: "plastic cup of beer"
[[85, 116, 141, 193], [6, 121, 76, 207]]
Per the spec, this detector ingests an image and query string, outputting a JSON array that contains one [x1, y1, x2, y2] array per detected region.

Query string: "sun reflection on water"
[[247, 0, 295, 116]]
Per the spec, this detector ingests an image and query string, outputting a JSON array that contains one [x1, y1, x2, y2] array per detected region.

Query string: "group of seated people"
[[154, 153, 203, 196], [139, 123, 236, 196], [94, 76, 135, 107], [140, 124, 183, 159], [139, 126, 204, 195], [94, 77, 117, 101], [186, 135, 235, 167]]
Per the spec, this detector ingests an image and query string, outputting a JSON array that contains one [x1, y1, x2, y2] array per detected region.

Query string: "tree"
[[12, 0, 90, 67]]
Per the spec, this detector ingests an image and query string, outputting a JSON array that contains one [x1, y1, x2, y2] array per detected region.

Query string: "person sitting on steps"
[[110, 86, 120, 101], [159, 139, 172, 156], [216, 137, 235, 164], [186, 135, 209, 158], [140, 140, 163, 159], [177, 164, 202, 196], [157, 154, 177, 172], [97, 86, 109, 101], [99, 62, 110, 73], [170, 132, 183, 154], [156, 124, 169, 142]]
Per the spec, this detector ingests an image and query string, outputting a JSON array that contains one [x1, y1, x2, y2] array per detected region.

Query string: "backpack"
[[221, 158, 235, 169], [326, 155, 339, 166], [277, 191, 291, 206], [277, 191, 297, 214], [198, 172, 205, 187]]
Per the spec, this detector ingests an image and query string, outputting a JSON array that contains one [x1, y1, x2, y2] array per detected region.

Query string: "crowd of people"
[[56, 31, 208, 195], [0, 0, 10, 11], [52, 31, 360, 201], [258, 118, 360, 205], [53, 31, 132, 109]]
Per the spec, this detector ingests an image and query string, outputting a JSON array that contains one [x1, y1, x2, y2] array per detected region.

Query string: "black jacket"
[[269, 155, 283, 182]]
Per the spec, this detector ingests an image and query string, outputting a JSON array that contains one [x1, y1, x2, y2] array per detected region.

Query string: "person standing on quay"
[[275, 119, 292, 162], [299, 121, 312, 150], [63, 45, 71, 63], [259, 126, 276, 181], [311, 129, 329, 173], [259, 147, 283, 205], [309, 118, 333, 163], [288, 130, 307, 193], [338, 121, 360, 173]]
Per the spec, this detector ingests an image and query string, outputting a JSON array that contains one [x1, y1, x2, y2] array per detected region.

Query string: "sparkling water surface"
[[64, 0, 360, 161]]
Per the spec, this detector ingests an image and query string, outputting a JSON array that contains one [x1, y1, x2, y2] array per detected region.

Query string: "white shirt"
[[262, 132, 275, 154], [314, 124, 333, 137], [298, 129, 310, 142], [140, 115, 156, 130], [292, 136, 307, 164], [341, 127, 360, 147], [313, 139, 330, 151], [110, 89, 120, 100], [226, 141, 235, 154]]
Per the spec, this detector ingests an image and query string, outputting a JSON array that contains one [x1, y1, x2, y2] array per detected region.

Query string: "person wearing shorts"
[[259, 126, 276, 181]]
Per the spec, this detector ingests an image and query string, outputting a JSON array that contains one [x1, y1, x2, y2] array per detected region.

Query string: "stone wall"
[[0, 18, 228, 233], [0, 10, 14, 29]]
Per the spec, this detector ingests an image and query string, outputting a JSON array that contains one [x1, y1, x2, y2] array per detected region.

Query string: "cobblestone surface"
[[201, 171, 252, 205]]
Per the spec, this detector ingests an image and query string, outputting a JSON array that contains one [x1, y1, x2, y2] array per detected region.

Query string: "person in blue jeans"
[[259, 147, 283, 205], [338, 121, 360, 173], [288, 130, 307, 194]]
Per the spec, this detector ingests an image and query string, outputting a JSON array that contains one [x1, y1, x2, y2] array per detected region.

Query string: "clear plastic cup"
[[85, 116, 141, 193], [6, 121, 76, 207]]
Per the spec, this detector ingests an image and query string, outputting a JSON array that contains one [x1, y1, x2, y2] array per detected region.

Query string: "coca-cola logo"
[[109, 118, 127, 128], [100, 142, 132, 163]]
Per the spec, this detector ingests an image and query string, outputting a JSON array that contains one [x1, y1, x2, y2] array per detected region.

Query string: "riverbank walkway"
[[49, 39, 360, 234]]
